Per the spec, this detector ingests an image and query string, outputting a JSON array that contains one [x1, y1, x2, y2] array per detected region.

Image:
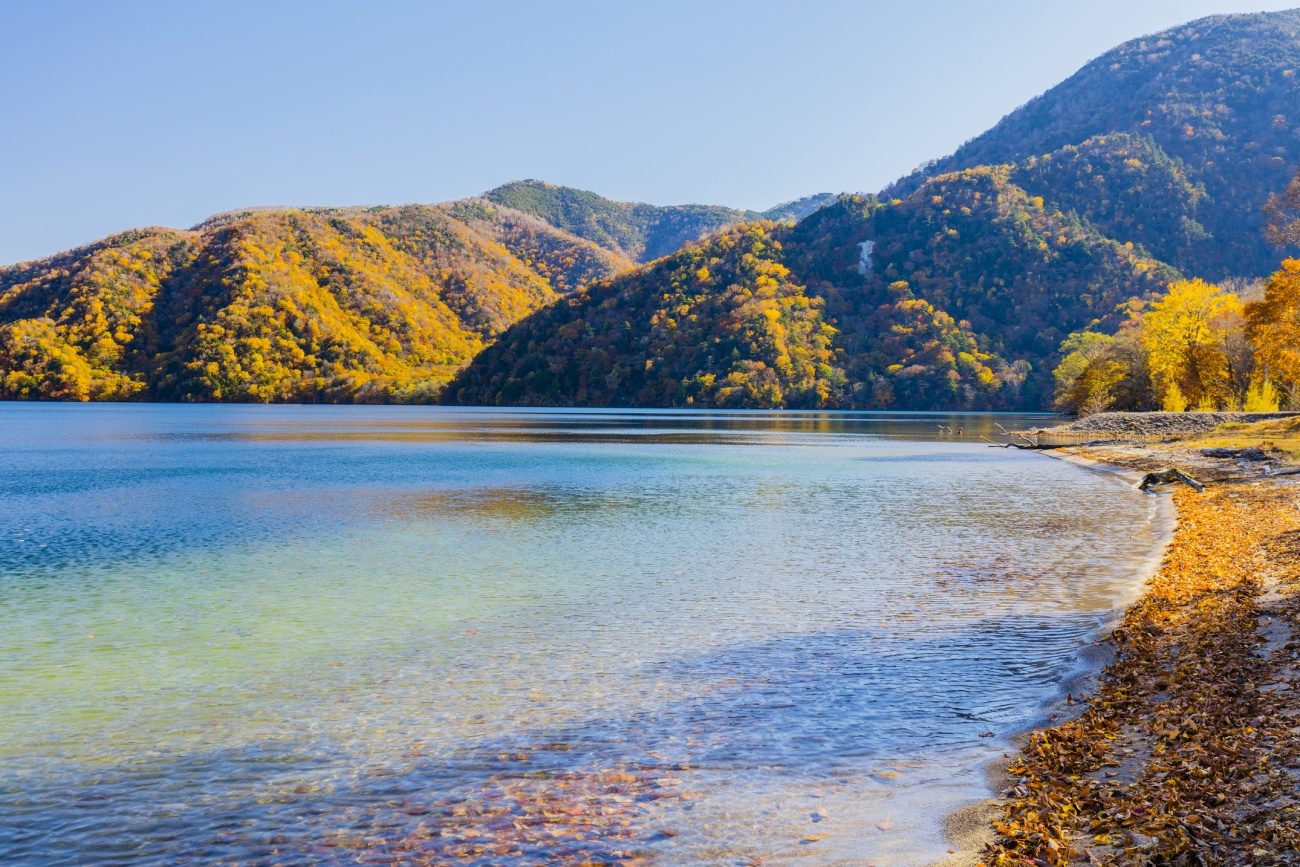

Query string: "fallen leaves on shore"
[[983, 478, 1300, 866]]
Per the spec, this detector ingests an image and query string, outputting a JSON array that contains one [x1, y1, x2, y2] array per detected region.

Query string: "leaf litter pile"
[[984, 477, 1300, 866]]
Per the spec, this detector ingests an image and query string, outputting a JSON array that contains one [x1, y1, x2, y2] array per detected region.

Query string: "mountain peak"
[[885, 8, 1300, 278]]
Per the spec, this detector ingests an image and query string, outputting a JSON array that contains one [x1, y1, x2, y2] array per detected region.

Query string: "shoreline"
[[934, 450, 1178, 867], [941, 435, 1300, 866]]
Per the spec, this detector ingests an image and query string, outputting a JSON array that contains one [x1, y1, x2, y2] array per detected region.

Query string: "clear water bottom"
[[0, 406, 1169, 865]]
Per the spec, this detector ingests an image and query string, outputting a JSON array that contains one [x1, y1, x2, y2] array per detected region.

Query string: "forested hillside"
[[446, 173, 1176, 410], [449, 10, 1300, 411], [444, 222, 845, 408], [0, 203, 630, 402], [1008, 134, 1210, 269], [483, 181, 837, 263], [890, 9, 1300, 279], [8, 10, 1300, 409]]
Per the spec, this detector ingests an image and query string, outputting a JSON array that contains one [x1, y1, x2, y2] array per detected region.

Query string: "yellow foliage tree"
[[1141, 279, 1242, 410], [1245, 258, 1300, 409], [1243, 378, 1282, 412], [1162, 380, 1188, 412]]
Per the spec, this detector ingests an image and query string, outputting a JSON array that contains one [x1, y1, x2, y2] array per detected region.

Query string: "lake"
[[0, 405, 1168, 866]]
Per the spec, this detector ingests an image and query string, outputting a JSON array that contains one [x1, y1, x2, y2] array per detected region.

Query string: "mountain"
[[1, 181, 839, 405], [1007, 133, 1211, 270], [443, 222, 843, 408], [445, 171, 1177, 410], [889, 9, 1300, 280], [760, 193, 843, 223], [482, 180, 838, 263], [0, 202, 630, 402], [9, 11, 1300, 409], [448, 10, 1300, 411]]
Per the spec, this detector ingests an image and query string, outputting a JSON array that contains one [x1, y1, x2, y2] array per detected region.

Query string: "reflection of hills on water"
[[108, 407, 1064, 445]]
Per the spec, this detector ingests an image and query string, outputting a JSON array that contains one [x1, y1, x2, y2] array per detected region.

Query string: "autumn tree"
[[1140, 279, 1243, 410], [1245, 258, 1300, 409], [1053, 332, 1118, 413], [1052, 317, 1156, 415]]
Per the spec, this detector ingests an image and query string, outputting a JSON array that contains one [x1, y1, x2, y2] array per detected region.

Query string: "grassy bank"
[[977, 424, 1300, 865]]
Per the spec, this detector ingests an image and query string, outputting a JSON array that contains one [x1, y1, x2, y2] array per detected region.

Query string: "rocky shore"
[[1045, 411, 1298, 439], [974, 426, 1300, 866]]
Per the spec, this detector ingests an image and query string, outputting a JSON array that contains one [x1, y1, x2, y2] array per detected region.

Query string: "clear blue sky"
[[2, 0, 1297, 265]]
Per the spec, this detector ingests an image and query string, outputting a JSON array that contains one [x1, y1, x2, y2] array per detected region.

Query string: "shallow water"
[[0, 405, 1167, 866]]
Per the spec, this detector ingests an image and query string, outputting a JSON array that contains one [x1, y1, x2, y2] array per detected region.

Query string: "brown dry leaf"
[[981, 473, 1300, 867]]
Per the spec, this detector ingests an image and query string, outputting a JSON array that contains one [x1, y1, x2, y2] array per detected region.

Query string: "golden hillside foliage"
[[0, 205, 629, 403], [0, 229, 189, 400], [860, 281, 1003, 410], [445, 223, 847, 408]]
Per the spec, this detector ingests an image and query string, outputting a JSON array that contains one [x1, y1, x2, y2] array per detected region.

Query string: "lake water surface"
[[0, 405, 1168, 866]]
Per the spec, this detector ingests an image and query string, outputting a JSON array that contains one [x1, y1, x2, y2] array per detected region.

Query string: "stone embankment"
[[1046, 411, 1299, 438]]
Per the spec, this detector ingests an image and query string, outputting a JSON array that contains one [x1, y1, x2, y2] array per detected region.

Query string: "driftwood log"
[[980, 434, 1120, 451], [980, 436, 1056, 450], [1138, 468, 1205, 493]]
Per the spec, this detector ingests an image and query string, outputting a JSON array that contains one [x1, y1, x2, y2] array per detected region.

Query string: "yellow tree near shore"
[[1140, 279, 1243, 410], [1245, 258, 1300, 409]]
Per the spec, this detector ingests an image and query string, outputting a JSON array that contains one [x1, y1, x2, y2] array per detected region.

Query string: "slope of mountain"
[[889, 9, 1300, 279], [482, 180, 761, 263], [1008, 133, 1210, 268], [482, 180, 838, 263], [445, 169, 1178, 410], [0, 203, 630, 402], [443, 222, 844, 409], [438, 200, 625, 296], [761, 193, 842, 223]]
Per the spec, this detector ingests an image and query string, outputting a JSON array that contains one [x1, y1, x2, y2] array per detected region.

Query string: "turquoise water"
[[0, 405, 1166, 866]]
